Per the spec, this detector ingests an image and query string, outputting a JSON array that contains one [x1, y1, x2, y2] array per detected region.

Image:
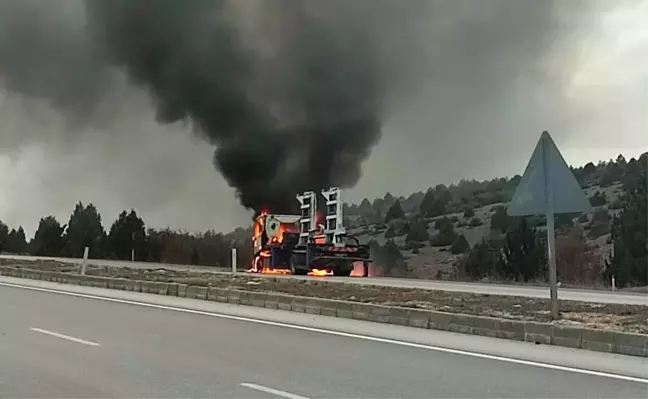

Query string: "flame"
[[260, 267, 291, 275], [308, 268, 333, 277], [248, 250, 292, 274], [350, 261, 375, 277], [247, 250, 270, 273], [270, 232, 283, 244]]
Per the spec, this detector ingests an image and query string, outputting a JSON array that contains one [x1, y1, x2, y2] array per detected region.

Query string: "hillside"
[[1, 152, 645, 288], [342, 153, 647, 282]]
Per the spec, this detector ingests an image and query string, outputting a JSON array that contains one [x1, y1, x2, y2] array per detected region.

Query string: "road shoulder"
[[1, 275, 646, 382]]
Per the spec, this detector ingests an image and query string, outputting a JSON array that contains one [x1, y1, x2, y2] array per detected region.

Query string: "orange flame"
[[308, 269, 333, 277], [260, 267, 291, 275]]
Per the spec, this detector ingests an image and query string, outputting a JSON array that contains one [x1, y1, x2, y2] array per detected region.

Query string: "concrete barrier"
[[582, 329, 615, 353], [525, 321, 553, 345], [614, 332, 648, 357], [2, 266, 646, 358], [177, 284, 188, 298]]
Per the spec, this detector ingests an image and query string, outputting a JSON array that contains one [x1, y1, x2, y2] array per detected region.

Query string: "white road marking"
[[2, 281, 647, 385], [240, 382, 310, 399], [30, 327, 101, 347]]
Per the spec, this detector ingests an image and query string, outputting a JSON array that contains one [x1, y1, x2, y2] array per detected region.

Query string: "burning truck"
[[248, 187, 371, 276]]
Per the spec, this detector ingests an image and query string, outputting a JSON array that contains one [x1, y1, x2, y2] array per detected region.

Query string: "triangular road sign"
[[508, 131, 592, 216]]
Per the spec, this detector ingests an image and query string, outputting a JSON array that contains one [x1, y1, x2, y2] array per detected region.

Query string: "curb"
[[2, 266, 646, 358]]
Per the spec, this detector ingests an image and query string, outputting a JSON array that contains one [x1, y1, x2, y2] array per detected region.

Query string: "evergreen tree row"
[[0, 203, 250, 269]]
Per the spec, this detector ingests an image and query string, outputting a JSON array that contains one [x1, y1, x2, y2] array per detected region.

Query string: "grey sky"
[[1, 0, 647, 237]]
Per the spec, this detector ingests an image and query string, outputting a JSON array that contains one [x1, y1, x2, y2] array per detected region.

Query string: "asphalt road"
[[1, 254, 647, 305], [0, 279, 647, 398]]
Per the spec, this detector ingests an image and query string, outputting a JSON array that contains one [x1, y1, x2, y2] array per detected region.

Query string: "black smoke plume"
[[0, 0, 601, 216], [83, 0, 401, 214]]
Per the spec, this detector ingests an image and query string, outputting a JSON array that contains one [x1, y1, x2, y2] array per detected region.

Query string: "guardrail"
[[1, 266, 646, 358]]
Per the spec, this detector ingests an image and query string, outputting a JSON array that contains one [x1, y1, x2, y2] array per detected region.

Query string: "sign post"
[[508, 131, 592, 319], [541, 136, 559, 319]]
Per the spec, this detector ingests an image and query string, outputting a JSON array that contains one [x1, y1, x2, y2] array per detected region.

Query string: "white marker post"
[[231, 248, 237, 274], [131, 231, 135, 262], [81, 246, 89, 276]]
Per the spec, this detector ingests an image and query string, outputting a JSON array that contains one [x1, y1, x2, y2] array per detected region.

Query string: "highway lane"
[[2, 254, 647, 305], [1, 281, 647, 398]]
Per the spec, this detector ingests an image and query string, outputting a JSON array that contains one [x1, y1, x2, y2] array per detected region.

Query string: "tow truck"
[[248, 187, 371, 276]]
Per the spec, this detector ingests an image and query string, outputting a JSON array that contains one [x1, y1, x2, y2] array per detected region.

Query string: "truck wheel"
[[291, 266, 308, 276], [334, 267, 352, 277], [290, 255, 308, 275]]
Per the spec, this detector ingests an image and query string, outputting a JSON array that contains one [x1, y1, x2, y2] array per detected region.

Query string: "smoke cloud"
[[1, 0, 643, 232], [0, 0, 430, 213]]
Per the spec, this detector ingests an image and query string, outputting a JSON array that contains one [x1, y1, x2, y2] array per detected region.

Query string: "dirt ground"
[[3, 259, 647, 333]]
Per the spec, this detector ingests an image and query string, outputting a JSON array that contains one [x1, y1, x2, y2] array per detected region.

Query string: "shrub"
[[490, 206, 510, 232], [374, 222, 387, 230], [463, 208, 475, 218], [587, 222, 610, 239], [469, 217, 483, 227], [591, 208, 609, 224], [430, 229, 458, 247], [406, 222, 429, 242], [384, 225, 396, 238], [556, 227, 602, 284], [408, 241, 426, 250], [589, 191, 608, 207], [450, 235, 470, 254], [434, 217, 453, 231], [609, 199, 623, 210], [577, 214, 589, 224]]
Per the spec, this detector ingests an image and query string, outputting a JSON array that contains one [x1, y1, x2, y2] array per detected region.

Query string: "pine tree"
[[606, 166, 647, 287], [385, 201, 405, 221], [107, 210, 147, 261], [461, 239, 500, 280], [419, 188, 451, 217], [0, 221, 9, 253], [6, 226, 28, 254], [65, 202, 106, 257], [406, 221, 429, 242], [490, 206, 511, 233], [498, 219, 547, 282], [450, 234, 470, 254], [31, 216, 66, 256]]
